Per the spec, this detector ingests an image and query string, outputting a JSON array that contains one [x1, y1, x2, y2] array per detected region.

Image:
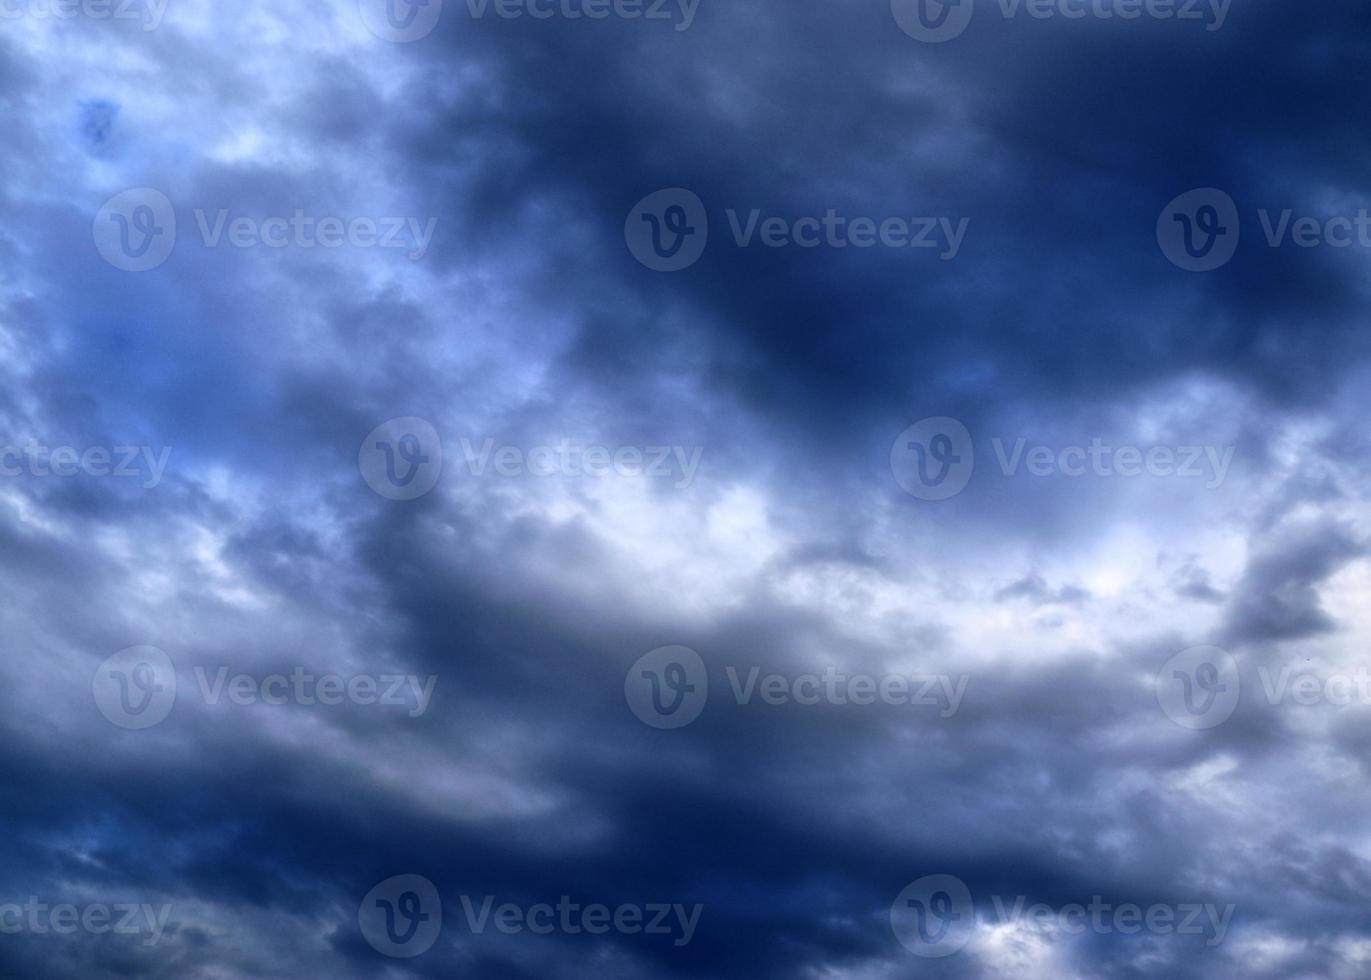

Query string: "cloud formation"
[[2, 0, 1370, 977]]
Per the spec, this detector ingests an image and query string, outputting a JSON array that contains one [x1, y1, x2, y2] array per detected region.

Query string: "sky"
[[3, 0, 1371, 977]]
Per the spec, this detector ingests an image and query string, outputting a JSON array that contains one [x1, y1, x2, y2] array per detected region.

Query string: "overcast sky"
[[3, 0, 1371, 977]]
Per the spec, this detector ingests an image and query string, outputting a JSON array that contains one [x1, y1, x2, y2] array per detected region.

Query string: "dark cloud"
[[1, 0, 1369, 977]]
